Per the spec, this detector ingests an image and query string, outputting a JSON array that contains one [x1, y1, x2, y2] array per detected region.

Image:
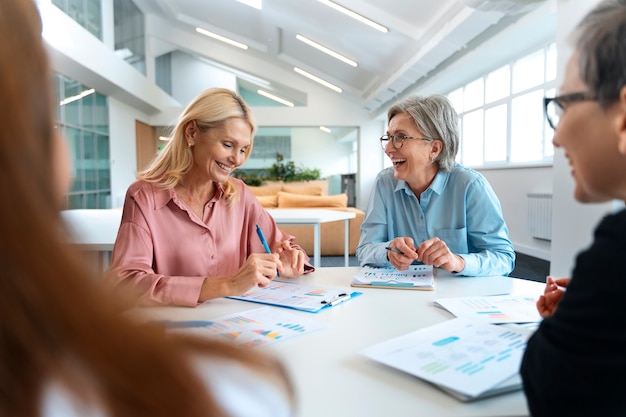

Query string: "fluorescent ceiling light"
[[296, 34, 357, 67], [317, 0, 388, 33], [257, 89, 295, 107], [59, 88, 95, 106], [159, 136, 171, 141], [236, 0, 262, 9], [293, 67, 343, 93], [320, 126, 331, 133], [196, 27, 248, 49]]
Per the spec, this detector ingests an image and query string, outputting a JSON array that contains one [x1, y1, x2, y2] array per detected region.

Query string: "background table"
[[267, 209, 356, 267], [61, 209, 122, 272], [136, 267, 544, 417]]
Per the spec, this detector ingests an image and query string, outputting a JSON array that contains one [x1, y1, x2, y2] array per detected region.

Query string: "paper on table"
[[360, 318, 533, 400], [433, 295, 543, 324], [228, 280, 359, 313], [352, 265, 434, 288], [160, 307, 327, 348]]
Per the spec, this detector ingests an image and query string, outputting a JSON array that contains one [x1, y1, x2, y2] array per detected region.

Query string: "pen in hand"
[[256, 224, 280, 277], [385, 246, 406, 256]]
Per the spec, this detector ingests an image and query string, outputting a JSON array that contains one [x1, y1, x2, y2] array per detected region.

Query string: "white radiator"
[[527, 193, 552, 241]]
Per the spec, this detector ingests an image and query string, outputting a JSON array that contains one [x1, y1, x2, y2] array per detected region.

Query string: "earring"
[[431, 156, 435, 163], [187, 142, 192, 148]]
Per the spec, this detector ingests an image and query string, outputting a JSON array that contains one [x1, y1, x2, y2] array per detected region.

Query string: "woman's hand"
[[416, 237, 465, 273], [199, 253, 281, 301], [386, 237, 418, 270], [536, 276, 570, 318], [274, 240, 305, 277]]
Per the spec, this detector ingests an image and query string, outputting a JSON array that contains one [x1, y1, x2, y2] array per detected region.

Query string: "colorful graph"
[[253, 329, 283, 339], [220, 331, 242, 340], [305, 289, 327, 296], [225, 315, 261, 325], [276, 322, 306, 332]]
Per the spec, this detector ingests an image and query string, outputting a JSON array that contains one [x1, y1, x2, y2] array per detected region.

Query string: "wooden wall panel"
[[135, 120, 157, 172]]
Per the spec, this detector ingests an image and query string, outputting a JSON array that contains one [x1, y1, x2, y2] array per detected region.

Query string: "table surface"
[[136, 267, 544, 417], [266, 208, 356, 223]]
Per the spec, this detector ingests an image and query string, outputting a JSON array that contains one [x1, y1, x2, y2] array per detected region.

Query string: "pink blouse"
[[106, 178, 312, 306]]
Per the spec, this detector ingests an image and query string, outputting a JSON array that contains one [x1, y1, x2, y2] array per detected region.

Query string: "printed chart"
[[360, 318, 533, 398], [162, 307, 326, 348], [433, 295, 542, 323]]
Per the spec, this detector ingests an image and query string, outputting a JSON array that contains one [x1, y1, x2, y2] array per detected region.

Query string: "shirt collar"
[[394, 170, 449, 196], [154, 181, 226, 209]]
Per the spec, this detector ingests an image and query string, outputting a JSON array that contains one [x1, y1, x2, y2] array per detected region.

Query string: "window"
[[114, 0, 146, 75], [52, 0, 102, 39], [447, 43, 556, 167], [54, 74, 111, 209]]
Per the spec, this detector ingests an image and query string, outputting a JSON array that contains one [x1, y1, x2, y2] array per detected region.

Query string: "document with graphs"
[[360, 318, 533, 401]]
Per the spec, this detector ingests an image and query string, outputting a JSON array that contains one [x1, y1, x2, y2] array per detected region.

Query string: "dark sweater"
[[521, 208, 626, 417]]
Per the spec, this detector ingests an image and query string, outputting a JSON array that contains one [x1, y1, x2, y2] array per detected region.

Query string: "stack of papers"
[[360, 318, 533, 401], [351, 265, 435, 290]]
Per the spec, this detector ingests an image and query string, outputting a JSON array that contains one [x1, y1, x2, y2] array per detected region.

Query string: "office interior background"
[[40, 0, 619, 279]]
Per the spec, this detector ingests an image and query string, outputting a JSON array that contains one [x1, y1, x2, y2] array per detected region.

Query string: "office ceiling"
[[131, 0, 545, 115]]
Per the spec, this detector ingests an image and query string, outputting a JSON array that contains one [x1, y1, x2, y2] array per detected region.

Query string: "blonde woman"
[[107, 88, 313, 306], [0, 1, 294, 415]]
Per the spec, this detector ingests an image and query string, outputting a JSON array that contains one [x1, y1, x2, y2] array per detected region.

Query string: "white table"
[[61, 209, 122, 271], [267, 209, 356, 267], [136, 267, 544, 417]]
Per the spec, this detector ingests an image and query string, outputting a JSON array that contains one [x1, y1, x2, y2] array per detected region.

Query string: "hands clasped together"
[[386, 237, 465, 273], [536, 276, 570, 318]]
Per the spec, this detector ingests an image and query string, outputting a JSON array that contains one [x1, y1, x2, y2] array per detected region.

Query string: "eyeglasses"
[[544, 92, 596, 130], [380, 134, 431, 150]]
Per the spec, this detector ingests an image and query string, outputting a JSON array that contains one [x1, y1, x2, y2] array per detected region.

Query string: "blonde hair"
[[139, 88, 256, 205]]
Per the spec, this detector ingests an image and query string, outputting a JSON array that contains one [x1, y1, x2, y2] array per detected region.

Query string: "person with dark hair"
[[0, 1, 294, 415], [357, 94, 515, 276], [106, 88, 312, 306], [521, 1, 626, 416]]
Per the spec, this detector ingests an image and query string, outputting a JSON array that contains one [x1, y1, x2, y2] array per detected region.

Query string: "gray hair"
[[387, 94, 459, 172], [575, 0, 626, 108]]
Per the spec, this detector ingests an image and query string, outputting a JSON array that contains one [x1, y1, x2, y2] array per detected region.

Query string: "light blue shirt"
[[356, 165, 515, 276]]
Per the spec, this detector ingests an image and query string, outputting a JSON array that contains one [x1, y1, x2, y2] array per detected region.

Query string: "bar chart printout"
[[162, 307, 326, 349], [433, 295, 542, 324], [360, 318, 533, 399]]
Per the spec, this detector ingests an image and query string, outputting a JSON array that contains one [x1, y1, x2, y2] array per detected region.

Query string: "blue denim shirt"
[[356, 164, 515, 276]]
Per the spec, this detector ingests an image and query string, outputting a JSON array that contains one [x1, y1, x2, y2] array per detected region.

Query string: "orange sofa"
[[249, 183, 364, 256]]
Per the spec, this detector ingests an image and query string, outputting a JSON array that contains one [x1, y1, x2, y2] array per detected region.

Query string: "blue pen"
[[256, 224, 279, 277]]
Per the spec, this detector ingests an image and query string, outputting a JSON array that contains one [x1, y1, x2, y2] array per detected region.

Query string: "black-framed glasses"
[[544, 92, 596, 130], [380, 134, 431, 150]]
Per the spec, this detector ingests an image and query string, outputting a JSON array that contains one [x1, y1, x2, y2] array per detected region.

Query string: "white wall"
[[170, 51, 237, 108], [480, 167, 553, 260], [108, 97, 152, 208]]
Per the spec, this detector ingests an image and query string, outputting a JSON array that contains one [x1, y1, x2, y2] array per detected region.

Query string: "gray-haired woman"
[[356, 94, 515, 276]]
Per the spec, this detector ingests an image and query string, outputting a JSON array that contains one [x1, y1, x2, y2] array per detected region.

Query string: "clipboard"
[[351, 265, 436, 291], [227, 280, 362, 313]]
